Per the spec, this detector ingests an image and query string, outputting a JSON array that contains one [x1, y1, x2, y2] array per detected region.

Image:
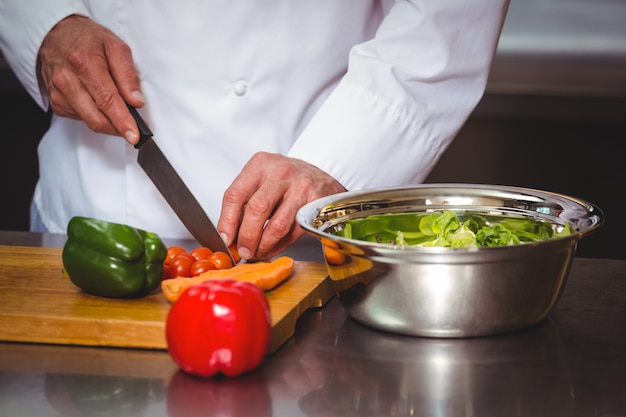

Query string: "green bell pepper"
[[62, 216, 167, 298]]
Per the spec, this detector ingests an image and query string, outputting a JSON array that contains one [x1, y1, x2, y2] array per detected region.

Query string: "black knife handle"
[[127, 104, 154, 149]]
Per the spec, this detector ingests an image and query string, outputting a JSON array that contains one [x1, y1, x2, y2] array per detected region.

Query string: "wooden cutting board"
[[0, 245, 333, 354]]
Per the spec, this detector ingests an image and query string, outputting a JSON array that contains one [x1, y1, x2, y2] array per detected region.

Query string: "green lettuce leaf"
[[335, 210, 571, 248]]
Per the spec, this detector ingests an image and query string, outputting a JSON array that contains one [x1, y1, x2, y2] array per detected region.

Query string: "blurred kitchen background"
[[1, 0, 625, 259]]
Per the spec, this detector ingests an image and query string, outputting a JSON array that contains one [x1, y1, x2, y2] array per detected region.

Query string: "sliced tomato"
[[229, 244, 241, 264], [170, 253, 196, 277], [189, 247, 213, 261], [190, 259, 217, 276], [209, 251, 233, 270], [165, 246, 187, 265]]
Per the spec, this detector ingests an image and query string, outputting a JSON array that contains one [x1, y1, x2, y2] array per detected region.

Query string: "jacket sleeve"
[[287, 0, 510, 190], [0, 0, 90, 109]]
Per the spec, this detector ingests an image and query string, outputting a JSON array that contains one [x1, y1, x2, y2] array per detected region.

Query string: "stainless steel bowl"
[[296, 184, 604, 338]]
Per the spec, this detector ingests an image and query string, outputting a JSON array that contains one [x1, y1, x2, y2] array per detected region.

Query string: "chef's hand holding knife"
[[37, 14, 347, 261], [37, 15, 144, 145]]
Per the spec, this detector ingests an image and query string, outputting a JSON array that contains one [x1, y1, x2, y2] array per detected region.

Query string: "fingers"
[[37, 15, 143, 144], [217, 155, 267, 257], [257, 204, 308, 260], [102, 37, 145, 143], [218, 166, 257, 245], [236, 179, 291, 261], [218, 152, 347, 261]]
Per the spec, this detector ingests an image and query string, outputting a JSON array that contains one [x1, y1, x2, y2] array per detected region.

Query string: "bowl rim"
[[296, 183, 604, 253]]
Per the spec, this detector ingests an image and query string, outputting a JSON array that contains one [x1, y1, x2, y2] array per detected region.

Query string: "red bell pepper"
[[165, 279, 271, 377]]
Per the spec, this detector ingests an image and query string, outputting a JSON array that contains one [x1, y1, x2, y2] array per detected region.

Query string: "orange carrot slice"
[[161, 256, 295, 303]]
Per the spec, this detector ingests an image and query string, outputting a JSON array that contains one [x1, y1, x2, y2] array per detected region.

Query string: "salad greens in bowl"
[[296, 184, 603, 338], [337, 210, 574, 248]]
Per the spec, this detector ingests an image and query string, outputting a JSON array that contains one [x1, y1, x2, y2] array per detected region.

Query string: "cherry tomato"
[[165, 246, 187, 265], [189, 247, 213, 261], [229, 244, 241, 264], [162, 263, 173, 280], [209, 251, 233, 270], [190, 259, 217, 276], [170, 253, 196, 277]]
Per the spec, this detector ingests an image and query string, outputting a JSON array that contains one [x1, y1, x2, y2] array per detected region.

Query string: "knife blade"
[[127, 105, 234, 262]]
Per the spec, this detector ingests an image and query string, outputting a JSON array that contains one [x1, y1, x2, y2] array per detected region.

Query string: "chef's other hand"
[[37, 14, 144, 145], [218, 152, 347, 261]]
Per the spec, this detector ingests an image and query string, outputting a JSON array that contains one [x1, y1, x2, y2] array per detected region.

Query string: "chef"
[[0, 0, 509, 261]]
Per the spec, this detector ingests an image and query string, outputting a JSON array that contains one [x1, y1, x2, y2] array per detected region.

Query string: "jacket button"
[[233, 81, 247, 96]]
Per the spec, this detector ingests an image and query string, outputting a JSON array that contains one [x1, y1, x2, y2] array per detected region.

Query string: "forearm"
[[288, 0, 510, 189]]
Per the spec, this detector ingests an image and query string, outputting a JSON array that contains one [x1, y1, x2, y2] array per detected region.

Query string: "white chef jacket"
[[0, 0, 509, 239]]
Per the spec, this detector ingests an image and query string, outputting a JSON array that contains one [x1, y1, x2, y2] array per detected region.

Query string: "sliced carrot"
[[161, 256, 295, 303]]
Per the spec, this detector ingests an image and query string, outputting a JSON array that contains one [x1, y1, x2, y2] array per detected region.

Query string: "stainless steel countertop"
[[1, 232, 625, 416]]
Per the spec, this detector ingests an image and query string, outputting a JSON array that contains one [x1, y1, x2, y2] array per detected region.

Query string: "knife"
[[127, 105, 235, 263]]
